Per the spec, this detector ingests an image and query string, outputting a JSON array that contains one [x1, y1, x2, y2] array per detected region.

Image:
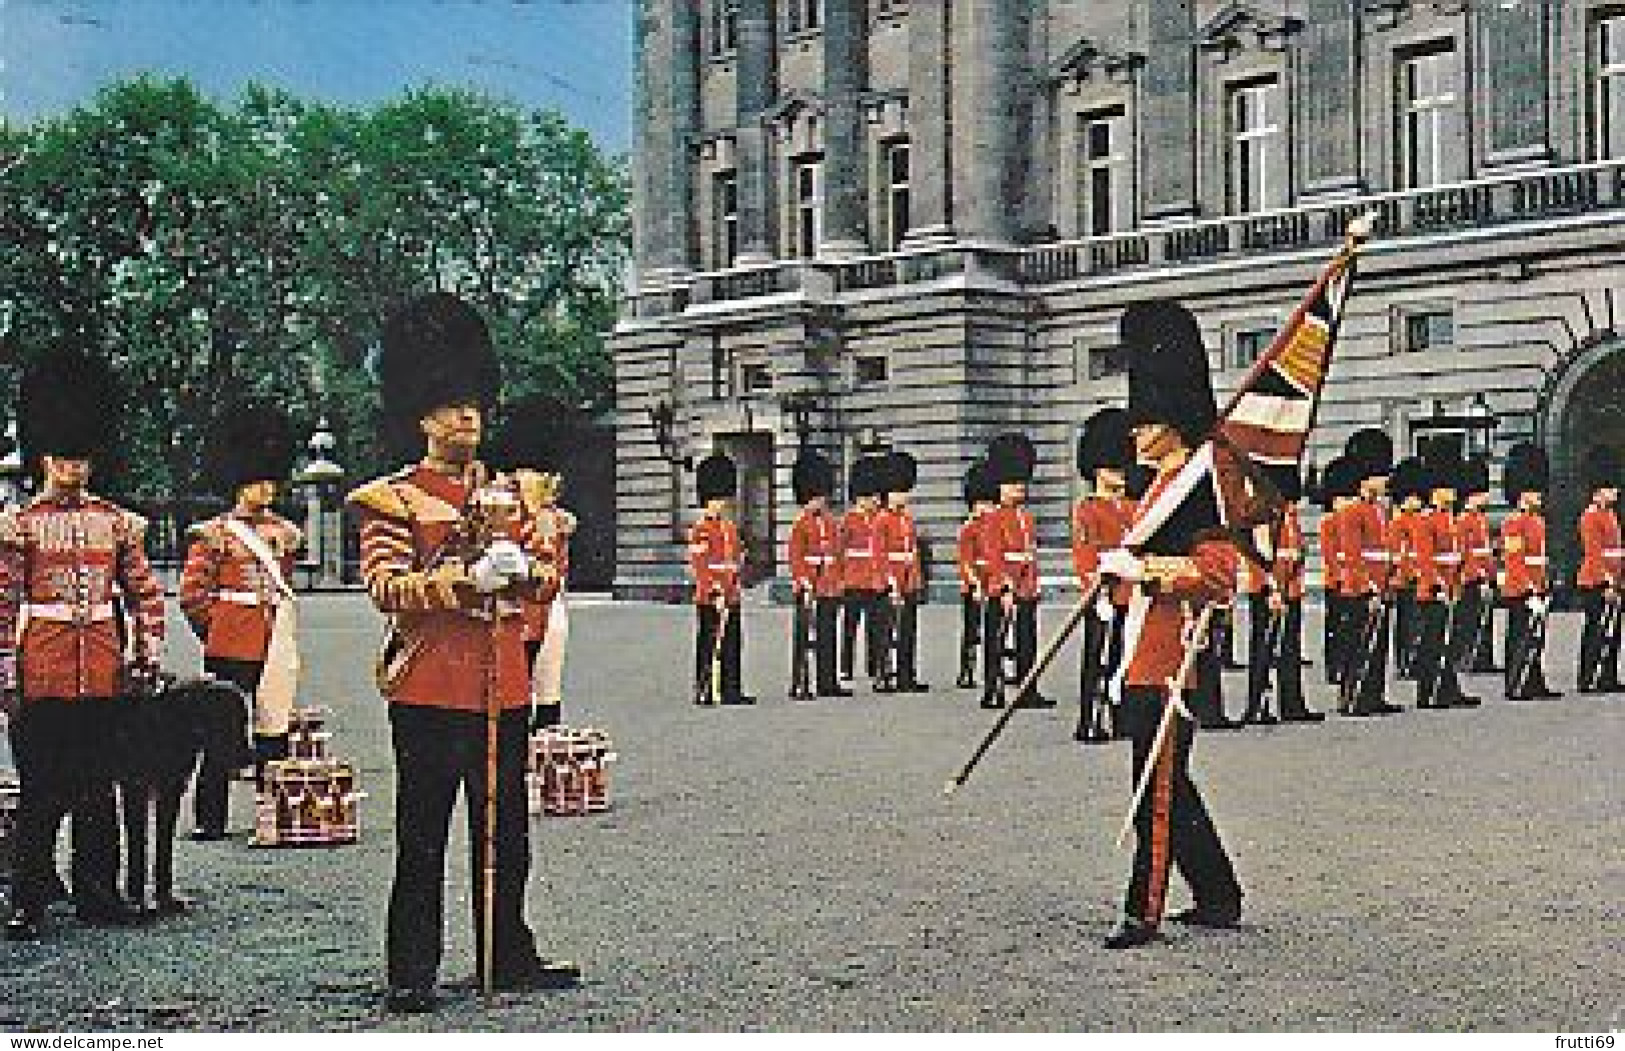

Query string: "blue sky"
[[0, 0, 634, 150]]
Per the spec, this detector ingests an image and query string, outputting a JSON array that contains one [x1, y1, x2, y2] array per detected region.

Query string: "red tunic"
[[179, 510, 302, 662], [1456, 509, 1495, 585], [840, 508, 884, 592], [1500, 511, 1548, 598], [1389, 508, 1419, 591], [0, 492, 166, 700], [348, 463, 557, 712], [1337, 500, 1391, 597], [874, 506, 923, 596], [1577, 504, 1623, 588], [1412, 508, 1462, 603], [984, 505, 1040, 600], [956, 514, 987, 596], [1071, 496, 1133, 585], [1319, 509, 1344, 595], [687, 515, 743, 605], [787, 507, 843, 599]]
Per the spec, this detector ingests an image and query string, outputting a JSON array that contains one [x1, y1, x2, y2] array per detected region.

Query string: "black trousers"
[[1245, 596, 1306, 717], [385, 704, 540, 989], [1394, 585, 1419, 678], [1414, 599, 1465, 706], [194, 657, 258, 834], [813, 596, 840, 691], [1339, 596, 1391, 712], [1505, 598, 1551, 698], [694, 602, 744, 703], [9, 697, 125, 915], [1457, 581, 1498, 670], [891, 593, 923, 686], [1323, 593, 1349, 685], [1078, 603, 1126, 732], [1577, 587, 1621, 690], [1120, 687, 1242, 926], [958, 593, 982, 683], [1213, 605, 1239, 666], [841, 590, 886, 680], [982, 597, 1038, 701], [1188, 630, 1228, 727]]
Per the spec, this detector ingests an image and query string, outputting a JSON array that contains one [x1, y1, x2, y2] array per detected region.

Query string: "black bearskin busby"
[[1503, 442, 1548, 502], [696, 453, 738, 504], [1273, 466, 1304, 504], [886, 450, 918, 495], [377, 292, 501, 453], [17, 350, 119, 469], [1582, 444, 1620, 494], [1389, 457, 1428, 504], [1344, 428, 1393, 481], [1317, 456, 1358, 512], [1076, 407, 1133, 480], [792, 450, 836, 505], [201, 399, 297, 496], [1121, 300, 1216, 446], [849, 454, 889, 501], [1462, 455, 1491, 497], [1422, 450, 1464, 500], [963, 460, 997, 507], [985, 432, 1037, 487]]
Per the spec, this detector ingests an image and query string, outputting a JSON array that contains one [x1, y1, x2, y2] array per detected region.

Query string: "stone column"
[[819, 0, 869, 257], [952, 0, 1029, 245], [1140, 0, 1198, 221], [1297, 0, 1363, 198], [901, 0, 956, 248], [734, 0, 777, 264], [1481, 1, 1551, 166], [639, 0, 701, 280]]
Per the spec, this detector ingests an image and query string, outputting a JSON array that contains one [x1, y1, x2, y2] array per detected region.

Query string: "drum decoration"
[[527, 727, 617, 817], [0, 769, 20, 877], [253, 707, 365, 847]]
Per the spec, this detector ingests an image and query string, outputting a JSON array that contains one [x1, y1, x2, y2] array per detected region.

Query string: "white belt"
[[1433, 554, 1463, 564], [1525, 556, 1548, 565], [845, 550, 873, 559], [1362, 551, 1391, 561], [1470, 548, 1494, 556], [24, 601, 116, 624], [1606, 549, 1625, 557], [216, 589, 267, 607], [1006, 553, 1035, 563], [804, 556, 836, 565], [707, 563, 738, 571], [972, 559, 989, 567], [1276, 549, 1301, 559], [887, 553, 915, 563]]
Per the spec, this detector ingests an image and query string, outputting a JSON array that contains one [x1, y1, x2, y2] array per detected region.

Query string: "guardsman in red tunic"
[[179, 401, 302, 840], [1500, 443, 1560, 700], [1335, 429, 1400, 716], [1072, 408, 1134, 742], [1411, 456, 1479, 709], [1317, 456, 1358, 685], [875, 450, 928, 693], [1455, 457, 1500, 674], [955, 462, 997, 689], [1575, 446, 1623, 693], [1, 352, 163, 940], [980, 433, 1045, 710], [687, 454, 751, 706], [787, 451, 849, 699], [346, 293, 579, 1013], [839, 456, 888, 685], [1242, 470, 1323, 725], [1387, 458, 1425, 681], [1098, 300, 1242, 951]]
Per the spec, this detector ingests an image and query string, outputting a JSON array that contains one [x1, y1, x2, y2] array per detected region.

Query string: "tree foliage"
[[0, 75, 629, 503]]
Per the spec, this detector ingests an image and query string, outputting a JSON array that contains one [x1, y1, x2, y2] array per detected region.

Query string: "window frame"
[[853, 354, 890, 386], [1396, 43, 1463, 190], [1596, 12, 1625, 160], [712, 169, 739, 269], [882, 139, 911, 251], [790, 155, 824, 260], [709, 0, 740, 58], [1228, 77, 1285, 214], [1076, 106, 1128, 238]]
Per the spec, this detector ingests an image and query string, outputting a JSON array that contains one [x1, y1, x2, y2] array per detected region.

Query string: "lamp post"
[[649, 398, 692, 543], [1465, 392, 1497, 459], [779, 392, 819, 452], [298, 418, 345, 589]]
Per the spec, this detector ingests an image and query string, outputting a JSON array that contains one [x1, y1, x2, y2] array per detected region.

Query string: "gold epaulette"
[[0, 510, 19, 548], [346, 469, 415, 520]]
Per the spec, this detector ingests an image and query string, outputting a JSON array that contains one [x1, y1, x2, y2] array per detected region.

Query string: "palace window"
[[1400, 308, 1455, 353], [1230, 327, 1273, 371], [883, 141, 911, 250], [1229, 79, 1285, 214], [1077, 342, 1127, 383], [786, 0, 821, 34], [1398, 45, 1463, 189], [740, 362, 773, 394], [709, 0, 739, 57], [1597, 15, 1625, 159], [854, 355, 889, 385], [790, 158, 823, 259], [1077, 108, 1127, 237], [713, 171, 739, 268]]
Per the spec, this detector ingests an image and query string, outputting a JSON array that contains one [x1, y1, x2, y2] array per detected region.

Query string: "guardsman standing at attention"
[[1501, 443, 1560, 701], [875, 450, 928, 693], [839, 456, 887, 685], [1576, 446, 1623, 694], [688, 454, 753, 706], [1337, 429, 1400, 716], [1411, 456, 1479, 709], [1455, 457, 1500, 675], [981, 433, 1046, 711], [2, 352, 164, 940], [1317, 456, 1356, 685], [1071, 408, 1134, 742], [347, 292, 580, 1012], [1242, 469, 1323, 725], [1387, 457, 1425, 682], [787, 450, 850, 699], [1096, 300, 1243, 951], [180, 400, 303, 840], [955, 462, 997, 689]]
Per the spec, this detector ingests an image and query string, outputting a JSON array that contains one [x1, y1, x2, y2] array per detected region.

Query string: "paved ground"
[[0, 595, 1620, 1032]]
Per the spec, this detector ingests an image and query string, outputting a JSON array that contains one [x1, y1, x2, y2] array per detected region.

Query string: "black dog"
[[115, 676, 250, 915]]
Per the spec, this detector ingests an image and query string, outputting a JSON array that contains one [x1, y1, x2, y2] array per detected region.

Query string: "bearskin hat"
[[696, 453, 738, 503], [1344, 428, 1394, 481], [1462, 455, 1491, 497], [792, 450, 836, 504], [1388, 457, 1427, 503], [377, 292, 501, 443], [985, 432, 1037, 487], [1270, 465, 1304, 504], [201, 399, 297, 495], [17, 350, 119, 468], [1582, 444, 1620, 493], [1121, 300, 1216, 446], [963, 460, 998, 507], [849, 454, 889, 500], [1317, 456, 1359, 511], [885, 450, 918, 495], [1076, 407, 1132, 480], [1125, 462, 1155, 502], [1503, 442, 1548, 501]]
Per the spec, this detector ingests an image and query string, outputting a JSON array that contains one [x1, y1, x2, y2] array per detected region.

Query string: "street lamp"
[[779, 391, 820, 451], [297, 418, 346, 588], [1466, 392, 1497, 458], [648, 399, 692, 470]]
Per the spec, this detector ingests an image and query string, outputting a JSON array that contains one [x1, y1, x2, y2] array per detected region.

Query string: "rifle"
[[789, 590, 815, 700], [711, 602, 729, 706], [1509, 595, 1549, 698], [1583, 591, 1622, 691], [1454, 579, 1496, 675], [1338, 593, 1386, 714], [1253, 604, 1287, 720]]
